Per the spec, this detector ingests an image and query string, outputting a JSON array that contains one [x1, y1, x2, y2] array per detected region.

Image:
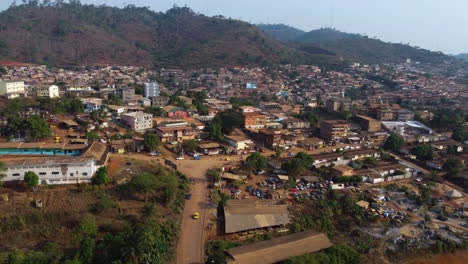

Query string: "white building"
[[144, 82, 160, 98], [82, 98, 104, 113], [121, 112, 153, 131], [1, 157, 98, 185], [0, 80, 25, 98], [27, 85, 59, 98]]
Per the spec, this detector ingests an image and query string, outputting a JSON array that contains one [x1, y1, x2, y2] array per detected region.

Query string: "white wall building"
[[27, 85, 60, 98], [1, 157, 98, 185], [144, 82, 160, 98], [121, 112, 153, 131], [82, 98, 104, 113], [0, 80, 25, 98]]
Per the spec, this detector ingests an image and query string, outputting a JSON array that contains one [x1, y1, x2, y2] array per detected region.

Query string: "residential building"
[[27, 85, 59, 98], [155, 125, 197, 143], [144, 82, 160, 98], [332, 164, 354, 176], [1, 157, 98, 184], [163, 106, 189, 118], [354, 115, 382, 132], [320, 120, 350, 141], [121, 112, 153, 131], [243, 112, 267, 129], [82, 98, 104, 113], [177, 96, 193, 105], [298, 137, 324, 150], [151, 96, 170, 107], [377, 109, 397, 121], [326, 98, 352, 112], [281, 118, 310, 129], [397, 109, 415, 121], [115, 87, 135, 102], [224, 134, 254, 150], [343, 149, 380, 160], [259, 102, 281, 110], [0, 80, 25, 98]]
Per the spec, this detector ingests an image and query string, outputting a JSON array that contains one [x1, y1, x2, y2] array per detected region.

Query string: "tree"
[[206, 168, 222, 182], [73, 214, 98, 242], [92, 167, 109, 185], [143, 132, 161, 152], [207, 117, 223, 141], [127, 173, 157, 202], [0, 161, 5, 187], [85, 131, 99, 141], [245, 152, 268, 173], [383, 134, 404, 152], [22, 115, 51, 141], [217, 109, 244, 134], [182, 139, 199, 153], [442, 158, 464, 178], [452, 126, 467, 141], [411, 144, 434, 161], [77, 237, 95, 264], [24, 171, 39, 188], [282, 152, 314, 178]]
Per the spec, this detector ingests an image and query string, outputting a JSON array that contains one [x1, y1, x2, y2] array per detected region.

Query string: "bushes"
[[92, 167, 109, 185], [91, 192, 117, 213]]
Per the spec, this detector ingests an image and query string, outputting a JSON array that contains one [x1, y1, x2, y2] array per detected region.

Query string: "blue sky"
[[1, 0, 466, 54]]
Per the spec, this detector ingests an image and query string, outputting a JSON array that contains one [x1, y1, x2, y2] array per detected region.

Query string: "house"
[[320, 120, 350, 141], [426, 159, 444, 170], [0, 80, 25, 98], [177, 96, 193, 105], [298, 137, 324, 150], [27, 85, 59, 98], [223, 200, 290, 234], [397, 109, 415, 121], [82, 98, 104, 113], [115, 87, 135, 102], [326, 98, 352, 112], [155, 124, 197, 143], [259, 102, 281, 110], [256, 129, 286, 148], [332, 164, 354, 176], [110, 138, 143, 153], [121, 112, 153, 131], [243, 112, 267, 129], [354, 169, 384, 184], [280, 118, 310, 129], [198, 142, 223, 155], [311, 153, 346, 166], [225, 134, 254, 151], [354, 115, 382, 132], [377, 109, 397, 121], [238, 105, 261, 113], [163, 106, 189, 118], [0, 157, 98, 185], [343, 149, 380, 160], [144, 82, 160, 98], [151, 96, 170, 107], [226, 230, 332, 264], [431, 140, 464, 153]]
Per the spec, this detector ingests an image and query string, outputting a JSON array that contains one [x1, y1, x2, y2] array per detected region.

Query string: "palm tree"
[[0, 161, 6, 184]]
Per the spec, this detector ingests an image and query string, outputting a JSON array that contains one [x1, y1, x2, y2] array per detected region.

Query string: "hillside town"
[[0, 59, 467, 264]]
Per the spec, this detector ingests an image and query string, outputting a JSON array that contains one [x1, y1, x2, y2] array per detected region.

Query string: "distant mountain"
[[257, 24, 305, 41], [294, 28, 361, 43], [454, 54, 468, 62], [0, 3, 316, 68], [257, 25, 458, 66]]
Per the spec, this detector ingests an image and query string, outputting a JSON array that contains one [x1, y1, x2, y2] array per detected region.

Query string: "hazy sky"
[[1, 0, 466, 54]]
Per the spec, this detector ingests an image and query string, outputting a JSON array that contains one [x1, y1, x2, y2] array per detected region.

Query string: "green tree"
[[411, 144, 434, 161], [92, 167, 109, 185], [24, 171, 39, 188], [86, 131, 100, 141], [206, 168, 222, 182], [217, 109, 244, 134], [383, 134, 404, 152], [68, 99, 85, 114], [73, 214, 98, 242], [141, 202, 156, 218], [127, 172, 157, 202], [77, 237, 95, 264], [22, 115, 51, 141], [442, 158, 464, 178], [452, 126, 467, 141], [0, 161, 5, 187], [143, 132, 161, 152], [207, 117, 223, 141], [182, 139, 199, 153], [245, 152, 268, 173], [42, 241, 64, 264]]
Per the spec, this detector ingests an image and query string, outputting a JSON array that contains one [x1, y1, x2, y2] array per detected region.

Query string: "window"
[[52, 172, 60, 175], [12, 173, 20, 177], [82, 172, 88, 176], [70, 173, 74, 176], [39, 172, 47, 175]]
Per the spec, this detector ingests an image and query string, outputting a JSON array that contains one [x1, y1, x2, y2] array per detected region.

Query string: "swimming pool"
[[0, 148, 82, 156]]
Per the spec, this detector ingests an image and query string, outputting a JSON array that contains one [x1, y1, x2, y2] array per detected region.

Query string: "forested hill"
[[0, 2, 317, 68], [454, 54, 468, 62], [257, 24, 306, 41], [258, 25, 460, 66]]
